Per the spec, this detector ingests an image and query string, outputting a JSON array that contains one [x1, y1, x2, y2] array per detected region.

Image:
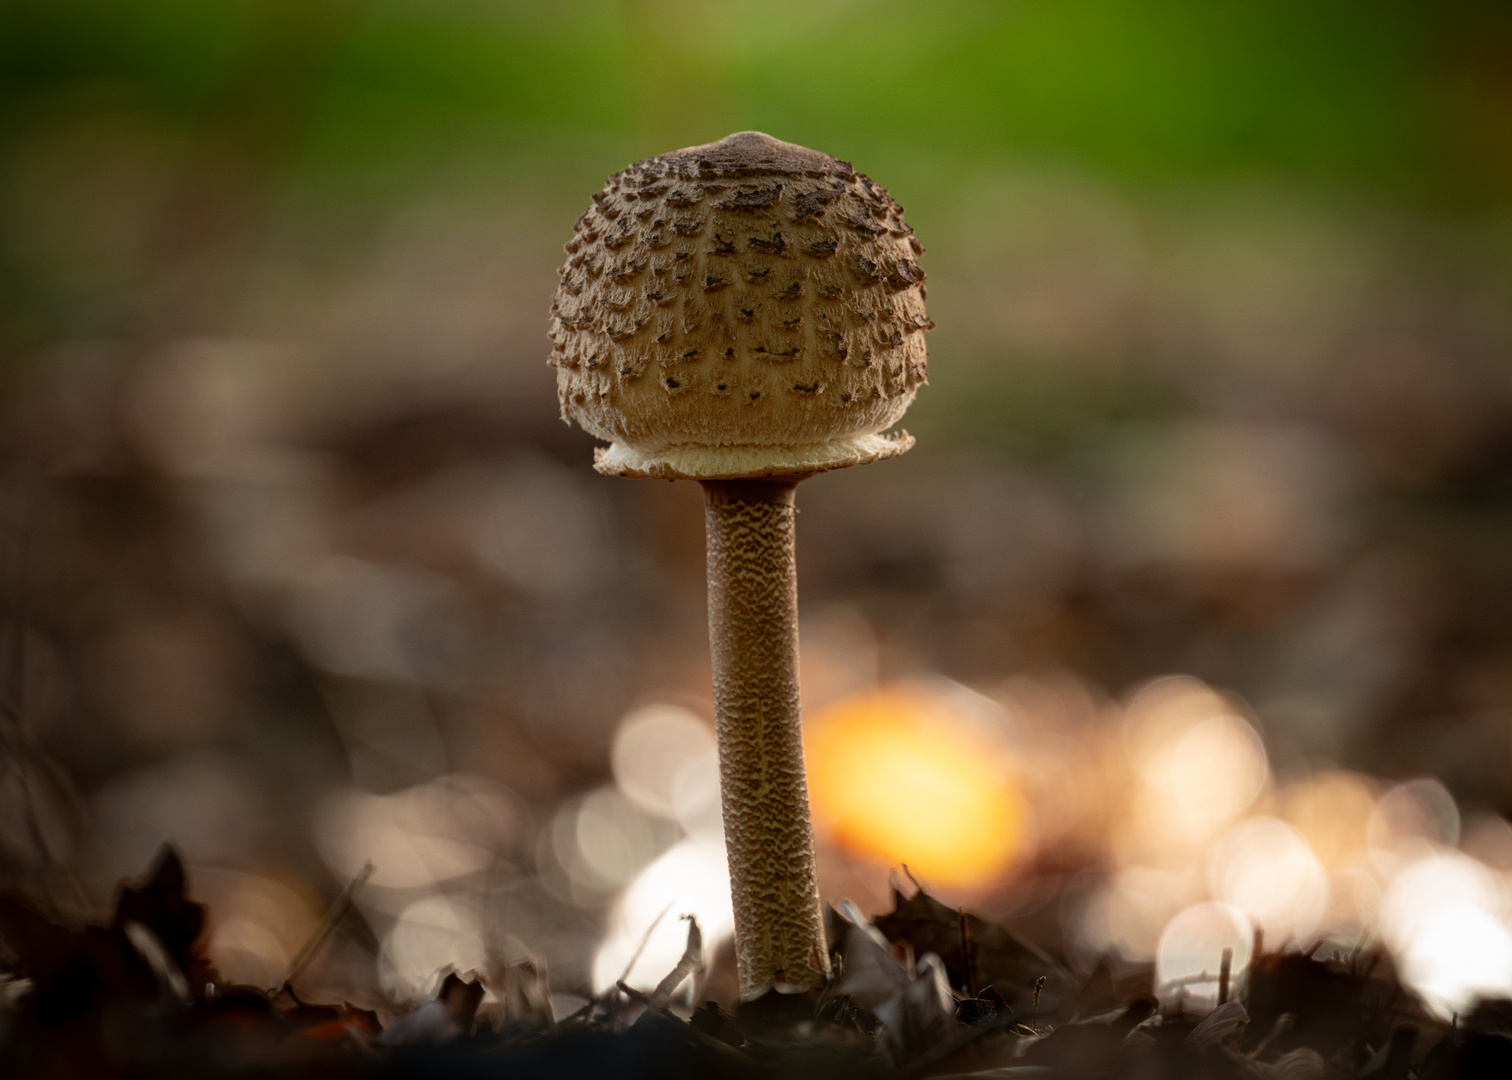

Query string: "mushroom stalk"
[[701, 478, 830, 999]]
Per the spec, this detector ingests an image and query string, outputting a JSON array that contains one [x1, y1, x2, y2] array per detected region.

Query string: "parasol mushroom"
[[549, 131, 930, 999]]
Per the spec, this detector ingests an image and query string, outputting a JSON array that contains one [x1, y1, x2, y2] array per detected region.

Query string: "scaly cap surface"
[[549, 132, 930, 480]]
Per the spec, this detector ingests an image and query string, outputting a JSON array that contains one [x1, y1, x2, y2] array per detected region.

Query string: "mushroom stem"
[[701, 477, 830, 1000]]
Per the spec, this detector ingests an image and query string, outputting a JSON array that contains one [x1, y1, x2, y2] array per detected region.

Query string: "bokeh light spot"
[[1168, 715, 1268, 822], [1397, 904, 1512, 1017], [1278, 770, 1377, 869], [314, 773, 516, 891], [1207, 817, 1327, 943], [380, 896, 488, 1000], [1156, 902, 1253, 1011], [804, 683, 1025, 888], [1368, 778, 1460, 876], [611, 704, 720, 825]]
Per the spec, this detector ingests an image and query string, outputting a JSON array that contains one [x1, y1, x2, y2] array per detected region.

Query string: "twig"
[[563, 900, 679, 1028], [616, 980, 659, 1011], [645, 916, 702, 1013], [1032, 975, 1046, 1033], [619, 899, 676, 985], [279, 860, 374, 992], [1218, 947, 1232, 1005], [558, 997, 598, 1025]]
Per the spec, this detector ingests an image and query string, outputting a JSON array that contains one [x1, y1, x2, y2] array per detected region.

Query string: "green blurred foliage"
[[1, 0, 1509, 451], [6, 0, 1508, 192]]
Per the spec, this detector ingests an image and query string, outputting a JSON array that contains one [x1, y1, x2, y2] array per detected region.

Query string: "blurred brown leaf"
[[112, 843, 216, 993], [874, 885, 1074, 1016]]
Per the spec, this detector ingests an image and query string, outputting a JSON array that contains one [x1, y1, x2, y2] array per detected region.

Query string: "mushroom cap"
[[549, 131, 930, 480]]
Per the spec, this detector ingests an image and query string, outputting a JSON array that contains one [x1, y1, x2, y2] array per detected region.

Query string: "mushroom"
[[549, 131, 930, 999]]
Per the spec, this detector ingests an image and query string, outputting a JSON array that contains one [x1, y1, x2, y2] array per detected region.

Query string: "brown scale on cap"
[[549, 131, 930, 480]]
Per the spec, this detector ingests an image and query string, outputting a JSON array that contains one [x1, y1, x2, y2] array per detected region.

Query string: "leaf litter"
[[3, 846, 1512, 1077]]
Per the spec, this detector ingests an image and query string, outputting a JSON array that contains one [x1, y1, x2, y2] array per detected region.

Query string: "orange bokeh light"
[[803, 683, 1026, 888]]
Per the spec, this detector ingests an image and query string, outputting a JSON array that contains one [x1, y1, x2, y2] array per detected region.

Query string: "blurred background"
[[2, 0, 1511, 1022]]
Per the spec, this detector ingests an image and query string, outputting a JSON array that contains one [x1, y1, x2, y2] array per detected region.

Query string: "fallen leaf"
[[873, 886, 1074, 1016]]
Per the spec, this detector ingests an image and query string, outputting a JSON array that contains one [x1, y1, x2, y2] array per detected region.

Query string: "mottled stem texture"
[[701, 479, 830, 1000]]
